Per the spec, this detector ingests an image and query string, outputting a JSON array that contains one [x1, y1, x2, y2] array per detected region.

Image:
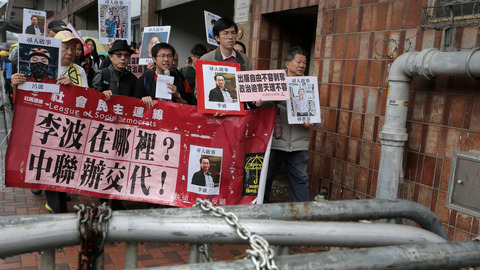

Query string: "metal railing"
[[1, 199, 478, 269]]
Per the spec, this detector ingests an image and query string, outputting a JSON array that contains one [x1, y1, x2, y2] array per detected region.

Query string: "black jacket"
[[191, 170, 212, 186], [134, 70, 195, 104], [92, 65, 137, 97], [209, 86, 232, 102]]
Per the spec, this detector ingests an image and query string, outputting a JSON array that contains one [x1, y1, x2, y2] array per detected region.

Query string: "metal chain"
[[195, 198, 278, 270], [74, 202, 112, 270], [198, 244, 213, 263]]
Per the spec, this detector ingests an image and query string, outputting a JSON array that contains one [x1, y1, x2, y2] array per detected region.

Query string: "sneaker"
[[45, 203, 54, 213]]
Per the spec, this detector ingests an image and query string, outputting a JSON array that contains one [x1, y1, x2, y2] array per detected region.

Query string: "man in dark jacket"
[[134, 42, 184, 108], [191, 157, 214, 187], [92, 40, 137, 98], [208, 74, 233, 102]]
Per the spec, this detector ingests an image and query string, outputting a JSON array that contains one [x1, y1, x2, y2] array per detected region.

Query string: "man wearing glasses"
[[200, 17, 252, 71], [134, 42, 185, 108], [92, 39, 137, 99]]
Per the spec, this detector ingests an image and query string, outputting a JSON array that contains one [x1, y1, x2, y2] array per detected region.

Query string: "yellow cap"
[[55, 31, 81, 44]]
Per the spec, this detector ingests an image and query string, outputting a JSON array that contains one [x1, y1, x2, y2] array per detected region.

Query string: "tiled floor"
[[0, 184, 324, 269]]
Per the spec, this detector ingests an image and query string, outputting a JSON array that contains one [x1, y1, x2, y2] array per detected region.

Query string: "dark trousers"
[[45, 191, 68, 213]]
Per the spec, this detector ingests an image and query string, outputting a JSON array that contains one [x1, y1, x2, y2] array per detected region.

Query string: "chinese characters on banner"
[[127, 54, 148, 78], [6, 86, 276, 207], [236, 70, 288, 102]]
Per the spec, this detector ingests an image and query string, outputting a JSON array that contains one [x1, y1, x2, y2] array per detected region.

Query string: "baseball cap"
[[55, 31, 81, 45], [47, 20, 71, 33]]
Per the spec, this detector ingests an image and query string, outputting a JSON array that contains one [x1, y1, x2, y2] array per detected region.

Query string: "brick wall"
[[249, 0, 480, 240]]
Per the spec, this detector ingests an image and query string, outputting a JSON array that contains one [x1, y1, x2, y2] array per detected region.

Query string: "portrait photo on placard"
[[139, 26, 171, 65], [23, 9, 46, 36], [98, 0, 131, 44], [17, 35, 62, 93], [286, 76, 322, 125], [187, 145, 223, 195]]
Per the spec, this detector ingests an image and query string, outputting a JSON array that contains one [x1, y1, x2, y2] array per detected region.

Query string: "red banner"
[[6, 86, 276, 207]]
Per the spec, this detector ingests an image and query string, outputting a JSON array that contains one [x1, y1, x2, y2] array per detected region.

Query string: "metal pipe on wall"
[[377, 49, 480, 200]]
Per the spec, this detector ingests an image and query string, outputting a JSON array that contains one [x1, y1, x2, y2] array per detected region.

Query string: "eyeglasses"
[[220, 31, 237, 37], [156, 54, 173, 59], [114, 52, 130, 58]]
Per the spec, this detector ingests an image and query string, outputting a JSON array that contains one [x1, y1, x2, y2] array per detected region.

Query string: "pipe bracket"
[[413, 48, 439, 79], [379, 131, 408, 143], [465, 47, 480, 78]]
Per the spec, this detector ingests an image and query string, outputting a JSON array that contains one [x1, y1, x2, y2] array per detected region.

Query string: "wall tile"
[[347, 138, 359, 164], [334, 35, 346, 59], [352, 86, 366, 113], [412, 92, 427, 122], [425, 125, 441, 156], [404, 151, 418, 181], [320, 84, 329, 106], [391, 0, 404, 29], [356, 167, 368, 194], [350, 112, 363, 138], [375, 3, 388, 31], [418, 185, 433, 209], [365, 87, 378, 115], [330, 84, 340, 108], [344, 60, 356, 85], [445, 128, 461, 159], [440, 160, 451, 191], [332, 60, 343, 84], [429, 94, 446, 124], [361, 4, 373, 32], [468, 131, 480, 152], [456, 213, 473, 232], [338, 110, 349, 135], [453, 229, 469, 241], [421, 156, 436, 187], [340, 85, 352, 110], [344, 163, 356, 189], [436, 191, 449, 223], [356, 60, 368, 85], [363, 114, 375, 141], [322, 60, 331, 82], [335, 135, 346, 159], [407, 122, 423, 152], [448, 96, 466, 128]]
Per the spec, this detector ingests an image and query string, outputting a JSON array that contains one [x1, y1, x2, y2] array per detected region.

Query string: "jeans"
[[264, 150, 311, 202]]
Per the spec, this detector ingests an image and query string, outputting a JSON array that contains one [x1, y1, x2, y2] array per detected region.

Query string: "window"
[[427, 0, 480, 24]]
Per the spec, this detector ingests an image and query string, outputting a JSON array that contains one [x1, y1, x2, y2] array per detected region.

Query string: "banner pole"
[[255, 130, 273, 205]]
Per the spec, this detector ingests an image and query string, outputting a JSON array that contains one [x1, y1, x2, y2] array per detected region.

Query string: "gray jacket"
[[271, 101, 310, 152], [200, 48, 252, 71]]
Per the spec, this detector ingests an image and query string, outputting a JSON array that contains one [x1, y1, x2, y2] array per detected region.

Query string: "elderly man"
[[92, 40, 137, 99], [263, 46, 314, 203], [46, 20, 70, 38]]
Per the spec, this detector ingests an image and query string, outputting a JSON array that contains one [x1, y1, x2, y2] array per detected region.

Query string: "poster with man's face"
[[139, 26, 171, 65], [286, 76, 322, 124], [196, 60, 245, 115], [204, 10, 221, 46], [187, 145, 223, 195], [98, 0, 131, 45], [23, 9, 46, 37], [17, 35, 62, 93]]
